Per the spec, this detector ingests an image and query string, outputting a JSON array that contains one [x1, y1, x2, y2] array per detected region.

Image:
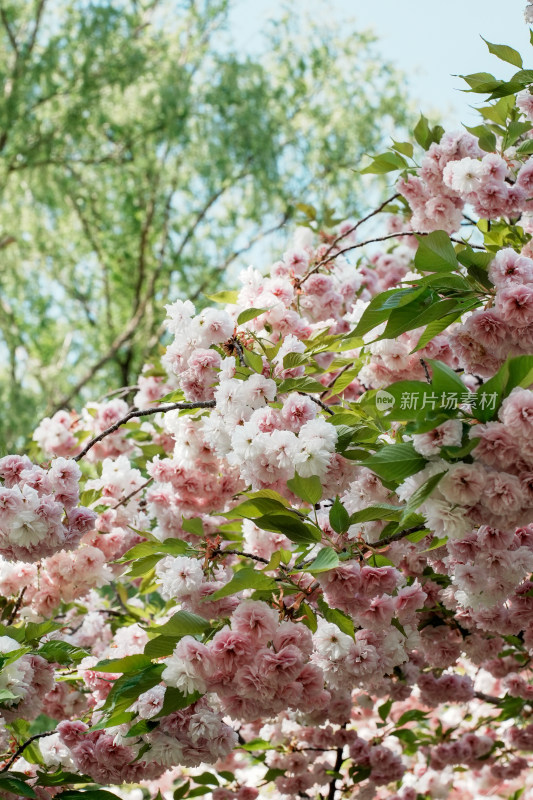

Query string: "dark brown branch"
[[0, 6, 18, 54], [474, 691, 501, 706], [420, 358, 431, 384], [320, 362, 355, 399], [212, 548, 270, 565], [27, 0, 46, 55], [73, 400, 215, 462], [6, 587, 25, 624], [327, 744, 345, 800], [113, 477, 153, 510], [298, 392, 334, 415], [0, 732, 50, 773], [301, 231, 486, 284], [321, 193, 400, 261]]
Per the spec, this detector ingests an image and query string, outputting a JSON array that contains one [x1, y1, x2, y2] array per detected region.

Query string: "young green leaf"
[[482, 38, 523, 68], [207, 567, 277, 600], [305, 546, 340, 574], [287, 473, 323, 505], [329, 497, 350, 533], [414, 231, 459, 272]]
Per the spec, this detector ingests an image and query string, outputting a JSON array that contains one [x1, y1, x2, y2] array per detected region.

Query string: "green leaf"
[[173, 782, 191, 800], [300, 601, 318, 633], [317, 596, 355, 638], [147, 611, 211, 637], [37, 641, 88, 665], [287, 473, 323, 505], [144, 636, 180, 658], [306, 546, 339, 574], [460, 71, 499, 91], [413, 114, 431, 149], [463, 124, 497, 153], [349, 504, 401, 524], [421, 535, 448, 552], [380, 297, 459, 341], [329, 497, 350, 533], [193, 772, 220, 786], [360, 151, 408, 174], [482, 38, 523, 68], [426, 359, 466, 396], [254, 512, 321, 544], [243, 348, 264, 373], [391, 140, 414, 158], [79, 488, 101, 506], [127, 553, 163, 577], [517, 138, 533, 155], [411, 311, 464, 351], [352, 287, 428, 338], [473, 355, 533, 421], [414, 231, 459, 272], [282, 352, 309, 369], [94, 654, 153, 673], [392, 728, 418, 744], [363, 443, 427, 483], [399, 471, 446, 523], [396, 709, 429, 726], [277, 376, 326, 394], [328, 366, 361, 395], [35, 770, 93, 787], [205, 290, 238, 304], [378, 698, 393, 721], [237, 307, 269, 325], [0, 775, 37, 797], [225, 496, 289, 519], [157, 687, 201, 717], [207, 567, 277, 600], [181, 518, 204, 537]]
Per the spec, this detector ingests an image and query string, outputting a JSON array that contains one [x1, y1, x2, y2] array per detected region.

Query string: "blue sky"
[[229, 0, 531, 126]]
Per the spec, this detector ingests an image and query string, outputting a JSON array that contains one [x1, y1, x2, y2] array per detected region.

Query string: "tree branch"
[[0, 732, 50, 773], [301, 231, 486, 284], [73, 400, 215, 462], [0, 6, 18, 54]]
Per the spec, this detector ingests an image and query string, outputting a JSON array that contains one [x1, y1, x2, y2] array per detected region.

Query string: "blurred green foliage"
[[0, 0, 412, 450]]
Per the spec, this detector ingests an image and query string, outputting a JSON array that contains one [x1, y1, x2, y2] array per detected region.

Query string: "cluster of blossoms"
[[450, 248, 533, 376], [162, 600, 328, 720], [398, 130, 533, 234], [0, 455, 96, 561], [8, 29, 533, 800]]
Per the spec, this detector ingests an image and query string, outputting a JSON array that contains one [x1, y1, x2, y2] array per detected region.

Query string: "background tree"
[[0, 0, 411, 450]]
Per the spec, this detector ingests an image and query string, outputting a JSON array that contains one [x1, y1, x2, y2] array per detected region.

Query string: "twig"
[[0, 732, 50, 773], [420, 358, 431, 384], [301, 231, 486, 284], [327, 744, 345, 800], [73, 400, 215, 462], [212, 548, 270, 565], [113, 477, 154, 510], [321, 193, 400, 261], [97, 385, 139, 402], [233, 339, 246, 367], [0, 7, 18, 54], [320, 362, 355, 399], [6, 587, 26, 625], [297, 392, 334, 415], [474, 691, 501, 706]]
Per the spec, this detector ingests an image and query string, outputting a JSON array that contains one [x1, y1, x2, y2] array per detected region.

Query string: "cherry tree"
[[2, 21, 533, 800]]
